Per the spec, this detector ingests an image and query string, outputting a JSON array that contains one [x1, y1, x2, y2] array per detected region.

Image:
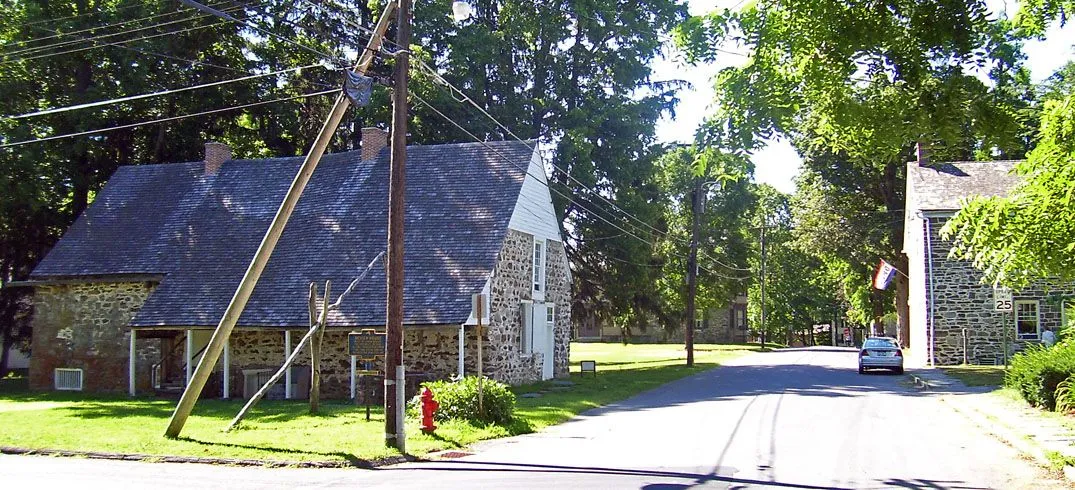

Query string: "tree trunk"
[[310, 281, 330, 414]]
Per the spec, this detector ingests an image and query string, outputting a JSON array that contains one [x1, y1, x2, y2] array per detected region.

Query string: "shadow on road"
[[566, 350, 985, 418]]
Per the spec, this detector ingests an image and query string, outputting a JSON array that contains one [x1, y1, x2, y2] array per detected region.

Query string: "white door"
[[532, 304, 554, 380]]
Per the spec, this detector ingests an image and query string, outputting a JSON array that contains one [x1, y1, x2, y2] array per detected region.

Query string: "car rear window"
[[864, 339, 897, 348]]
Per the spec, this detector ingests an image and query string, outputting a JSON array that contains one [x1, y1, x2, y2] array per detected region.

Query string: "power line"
[[4, 9, 232, 59], [411, 92, 677, 266], [413, 58, 754, 273], [1, 18, 237, 65], [19, 1, 152, 29], [0, 88, 337, 149], [6, 62, 329, 120], [5, 2, 237, 52]]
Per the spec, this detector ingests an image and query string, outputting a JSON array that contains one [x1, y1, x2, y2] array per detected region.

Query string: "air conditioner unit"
[[54, 368, 84, 391]]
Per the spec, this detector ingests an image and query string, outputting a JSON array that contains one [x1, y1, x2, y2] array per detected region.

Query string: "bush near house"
[[1006, 341, 1075, 410], [410, 376, 516, 426]]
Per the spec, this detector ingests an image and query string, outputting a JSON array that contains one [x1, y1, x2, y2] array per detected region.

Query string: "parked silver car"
[[858, 337, 904, 374]]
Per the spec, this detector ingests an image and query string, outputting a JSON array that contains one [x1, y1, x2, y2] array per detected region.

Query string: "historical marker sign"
[[349, 329, 386, 360], [994, 287, 1013, 312]]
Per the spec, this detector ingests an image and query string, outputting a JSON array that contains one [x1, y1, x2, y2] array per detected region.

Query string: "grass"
[[0, 342, 761, 463], [940, 365, 1007, 387]]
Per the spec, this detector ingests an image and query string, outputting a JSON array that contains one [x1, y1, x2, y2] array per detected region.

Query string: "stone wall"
[[927, 218, 1075, 365], [484, 229, 571, 384], [29, 282, 159, 393]]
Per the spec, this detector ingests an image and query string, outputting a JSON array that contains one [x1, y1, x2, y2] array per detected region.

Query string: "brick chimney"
[[915, 141, 930, 166], [360, 127, 389, 161], [203, 141, 232, 175]]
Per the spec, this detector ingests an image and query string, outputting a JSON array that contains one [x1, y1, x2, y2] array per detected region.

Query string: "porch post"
[[223, 341, 231, 399], [185, 330, 193, 386], [350, 355, 357, 400], [129, 329, 137, 396], [458, 324, 465, 378], [284, 330, 292, 399]]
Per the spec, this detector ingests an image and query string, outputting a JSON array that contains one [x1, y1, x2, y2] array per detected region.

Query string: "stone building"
[[574, 295, 748, 344], [904, 159, 1075, 366], [22, 131, 571, 398]]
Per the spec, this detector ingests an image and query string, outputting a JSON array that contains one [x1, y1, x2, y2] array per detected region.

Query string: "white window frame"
[[520, 300, 534, 355], [1015, 300, 1041, 340], [533, 239, 546, 299], [54, 368, 84, 391]]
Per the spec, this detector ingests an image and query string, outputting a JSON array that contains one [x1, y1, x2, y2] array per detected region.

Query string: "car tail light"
[[895, 350, 903, 358], [859, 350, 868, 357]]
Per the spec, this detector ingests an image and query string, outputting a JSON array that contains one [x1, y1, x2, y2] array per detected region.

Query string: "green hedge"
[[410, 376, 516, 426], [1006, 340, 1075, 410]]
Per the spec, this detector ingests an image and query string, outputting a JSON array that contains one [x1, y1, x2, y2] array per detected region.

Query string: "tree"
[[675, 0, 1035, 345], [941, 5, 1075, 289]]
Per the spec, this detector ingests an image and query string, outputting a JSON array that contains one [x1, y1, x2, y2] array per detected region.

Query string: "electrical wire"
[[4, 9, 235, 58], [5, 1, 237, 51], [19, 1, 152, 29], [1, 18, 237, 65], [0, 88, 337, 149], [6, 62, 329, 120], [413, 58, 754, 273]]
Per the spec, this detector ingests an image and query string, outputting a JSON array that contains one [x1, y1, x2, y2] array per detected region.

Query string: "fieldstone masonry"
[[29, 281, 159, 393], [29, 229, 572, 396], [927, 218, 1075, 365]]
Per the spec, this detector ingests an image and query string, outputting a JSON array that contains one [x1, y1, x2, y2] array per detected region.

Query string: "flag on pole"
[[873, 259, 897, 290]]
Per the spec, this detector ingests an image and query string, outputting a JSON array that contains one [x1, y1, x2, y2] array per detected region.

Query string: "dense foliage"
[[1007, 341, 1075, 411], [411, 376, 516, 425]]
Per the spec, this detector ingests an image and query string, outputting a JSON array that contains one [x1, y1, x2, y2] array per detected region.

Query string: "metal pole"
[[284, 330, 292, 399], [760, 224, 767, 350], [384, 0, 411, 451], [129, 329, 136, 396], [163, 2, 398, 438], [685, 181, 699, 367]]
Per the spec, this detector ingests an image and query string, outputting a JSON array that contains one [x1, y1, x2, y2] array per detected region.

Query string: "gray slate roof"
[[906, 160, 1022, 212], [31, 141, 535, 328]]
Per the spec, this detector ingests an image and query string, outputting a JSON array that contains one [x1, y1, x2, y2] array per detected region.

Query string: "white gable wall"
[[508, 149, 563, 243]]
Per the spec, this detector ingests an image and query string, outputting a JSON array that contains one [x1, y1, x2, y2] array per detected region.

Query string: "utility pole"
[[385, 0, 412, 451], [163, 2, 398, 439], [759, 223, 767, 350], [685, 179, 700, 367]]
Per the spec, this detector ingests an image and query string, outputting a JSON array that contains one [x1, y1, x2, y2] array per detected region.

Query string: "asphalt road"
[[1, 347, 1068, 489]]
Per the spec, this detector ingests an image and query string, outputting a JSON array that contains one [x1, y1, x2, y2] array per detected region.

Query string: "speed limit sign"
[[994, 287, 1013, 311]]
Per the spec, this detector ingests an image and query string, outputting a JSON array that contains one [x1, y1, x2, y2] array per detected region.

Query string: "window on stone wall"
[[533, 240, 546, 295], [736, 308, 746, 329], [1016, 300, 1040, 340]]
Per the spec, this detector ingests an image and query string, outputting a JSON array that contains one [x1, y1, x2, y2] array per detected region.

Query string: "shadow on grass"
[[174, 435, 364, 465]]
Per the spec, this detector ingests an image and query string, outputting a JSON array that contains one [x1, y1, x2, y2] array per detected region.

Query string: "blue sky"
[[653, 0, 1075, 194]]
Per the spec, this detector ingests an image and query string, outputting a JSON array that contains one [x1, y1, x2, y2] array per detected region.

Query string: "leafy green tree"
[[675, 0, 1035, 344]]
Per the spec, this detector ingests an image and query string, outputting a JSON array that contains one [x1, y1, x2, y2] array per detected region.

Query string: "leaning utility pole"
[[384, 0, 412, 451], [685, 179, 700, 367], [164, 2, 399, 439]]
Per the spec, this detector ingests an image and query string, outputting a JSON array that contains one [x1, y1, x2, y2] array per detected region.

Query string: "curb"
[[0, 446, 417, 468], [932, 392, 1075, 483]]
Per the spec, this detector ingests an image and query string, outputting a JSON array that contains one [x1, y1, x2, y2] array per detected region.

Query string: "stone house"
[[904, 159, 1075, 366], [574, 295, 748, 343], [23, 130, 571, 398]]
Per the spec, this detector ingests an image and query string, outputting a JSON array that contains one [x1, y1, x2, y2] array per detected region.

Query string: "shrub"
[[409, 376, 516, 426], [1006, 340, 1075, 410], [1055, 376, 1075, 414]]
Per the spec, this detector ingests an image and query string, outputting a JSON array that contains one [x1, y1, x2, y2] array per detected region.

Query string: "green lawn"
[[0, 342, 761, 464], [940, 365, 1007, 387]]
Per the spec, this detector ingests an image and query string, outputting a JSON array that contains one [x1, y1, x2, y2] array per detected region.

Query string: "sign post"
[[994, 287, 1013, 368], [349, 329, 386, 421], [472, 293, 487, 416]]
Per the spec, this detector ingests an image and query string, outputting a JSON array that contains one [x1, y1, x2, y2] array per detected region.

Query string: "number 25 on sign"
[[994, 287, 1013, 311]]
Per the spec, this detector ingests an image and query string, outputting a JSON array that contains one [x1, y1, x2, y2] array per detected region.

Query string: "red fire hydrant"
[[420, 387, 439, 434]]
